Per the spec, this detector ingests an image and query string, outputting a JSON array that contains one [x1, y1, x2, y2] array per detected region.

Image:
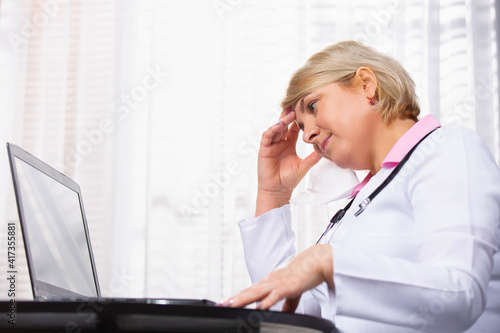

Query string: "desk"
[[0, 300, 337, 332]]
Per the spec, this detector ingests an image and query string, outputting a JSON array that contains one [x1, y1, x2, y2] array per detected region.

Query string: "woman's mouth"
[[321, 136, 331, 152]]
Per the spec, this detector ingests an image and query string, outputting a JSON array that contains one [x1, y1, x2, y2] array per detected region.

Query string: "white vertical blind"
[[0, 0, 136, 299], [0, 0, 498, 303]]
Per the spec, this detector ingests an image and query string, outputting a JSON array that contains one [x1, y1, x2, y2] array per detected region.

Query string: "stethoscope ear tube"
[[354, 128, 437, 216], [316, 128, 438, 244]]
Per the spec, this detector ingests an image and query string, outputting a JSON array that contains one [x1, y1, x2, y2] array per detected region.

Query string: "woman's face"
[[294, 81, 381, 170]]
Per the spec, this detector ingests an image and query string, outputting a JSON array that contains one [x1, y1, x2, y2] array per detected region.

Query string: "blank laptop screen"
[[14, 156, 97, 297]]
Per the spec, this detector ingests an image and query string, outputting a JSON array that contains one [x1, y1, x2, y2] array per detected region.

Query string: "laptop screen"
[[8, 144, 100, 299]]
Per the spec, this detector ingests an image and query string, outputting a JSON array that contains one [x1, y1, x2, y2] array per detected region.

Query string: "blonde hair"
[[281, 41, 420, 123]]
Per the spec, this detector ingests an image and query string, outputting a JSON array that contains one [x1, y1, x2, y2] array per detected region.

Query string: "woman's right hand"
[[255, 110, 321, 216]]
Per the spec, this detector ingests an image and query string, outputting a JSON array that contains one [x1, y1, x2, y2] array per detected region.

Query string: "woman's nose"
[[303, 126, 319, 144]]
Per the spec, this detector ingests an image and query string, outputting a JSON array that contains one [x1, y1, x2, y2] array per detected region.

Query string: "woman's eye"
[[308, 101, 317, 112]]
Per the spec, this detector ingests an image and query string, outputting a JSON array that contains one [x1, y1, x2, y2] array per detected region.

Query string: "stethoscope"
[[316, 128, 438, 244]]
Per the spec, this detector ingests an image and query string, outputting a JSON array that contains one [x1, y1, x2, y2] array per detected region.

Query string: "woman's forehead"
[[294, 83, 339, 112], [294, 92, 313, 113]]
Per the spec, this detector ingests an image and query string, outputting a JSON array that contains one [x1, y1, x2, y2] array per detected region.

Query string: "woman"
[[221, 41, 500, 332]]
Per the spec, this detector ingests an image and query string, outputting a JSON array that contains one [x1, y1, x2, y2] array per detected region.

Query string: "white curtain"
[[0, 0, 498, 302]]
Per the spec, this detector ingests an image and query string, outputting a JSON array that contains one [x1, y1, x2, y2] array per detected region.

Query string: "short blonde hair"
[[281, 41, 420, 123]]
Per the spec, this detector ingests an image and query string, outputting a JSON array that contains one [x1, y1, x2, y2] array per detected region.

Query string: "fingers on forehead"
[[280, 107, 295, 118]]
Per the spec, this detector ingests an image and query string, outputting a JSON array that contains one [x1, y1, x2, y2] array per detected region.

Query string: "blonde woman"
[[221, 41, 500, 332]]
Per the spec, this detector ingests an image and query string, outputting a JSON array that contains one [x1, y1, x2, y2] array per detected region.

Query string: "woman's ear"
[[356, 67, 378, 100]]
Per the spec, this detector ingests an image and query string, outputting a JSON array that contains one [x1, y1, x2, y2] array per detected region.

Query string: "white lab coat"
[[238, 125, 500, 332]]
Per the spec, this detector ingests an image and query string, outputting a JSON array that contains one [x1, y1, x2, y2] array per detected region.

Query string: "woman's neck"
[[369, 117, 417, 175]]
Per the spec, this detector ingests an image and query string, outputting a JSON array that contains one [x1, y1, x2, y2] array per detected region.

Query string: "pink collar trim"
[[350, 115, 441, 198]]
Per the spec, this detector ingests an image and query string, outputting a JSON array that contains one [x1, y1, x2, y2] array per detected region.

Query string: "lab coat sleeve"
[[238, 205, 296, 284], [332, 127, 500, 332], [238, 205, 322, 316]]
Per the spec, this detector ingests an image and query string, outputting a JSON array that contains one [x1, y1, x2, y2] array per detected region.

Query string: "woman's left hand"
[[220, 244, 335, 312]]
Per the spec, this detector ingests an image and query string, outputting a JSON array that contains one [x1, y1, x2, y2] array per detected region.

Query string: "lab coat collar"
[[350, 114, 441, 198]]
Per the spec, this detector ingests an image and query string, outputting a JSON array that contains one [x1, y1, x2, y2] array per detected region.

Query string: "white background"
[[0, 0, 498, 303]]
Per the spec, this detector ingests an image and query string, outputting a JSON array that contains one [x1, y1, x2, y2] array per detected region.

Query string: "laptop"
[[6, 142, 214, 306]]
